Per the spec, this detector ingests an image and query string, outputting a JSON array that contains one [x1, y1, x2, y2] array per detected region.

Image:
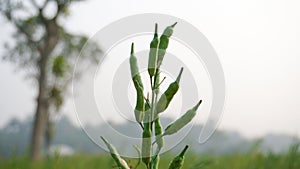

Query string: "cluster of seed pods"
[[101, 22, 202, 169]]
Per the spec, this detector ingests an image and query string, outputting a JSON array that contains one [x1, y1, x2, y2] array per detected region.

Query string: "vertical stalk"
[[150, 83, 156, 129], [149, 79, 155, 169], [147, 67, 161, 169]]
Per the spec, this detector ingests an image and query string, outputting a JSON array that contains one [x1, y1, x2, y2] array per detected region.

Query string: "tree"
[[0, 0, 101, 160]]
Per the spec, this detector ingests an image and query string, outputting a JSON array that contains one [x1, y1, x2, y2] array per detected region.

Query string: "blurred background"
[[0, 0, 299, 168]]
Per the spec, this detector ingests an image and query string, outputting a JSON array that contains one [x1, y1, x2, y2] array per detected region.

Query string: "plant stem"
[[148, 68, 162, 169], [149, 83, 156, 169]]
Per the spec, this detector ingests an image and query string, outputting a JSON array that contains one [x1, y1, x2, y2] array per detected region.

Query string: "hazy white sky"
[[0, 0, 300, 138]]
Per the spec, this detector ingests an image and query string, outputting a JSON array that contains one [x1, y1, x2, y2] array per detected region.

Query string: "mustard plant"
[[101, 22, 202, 169]]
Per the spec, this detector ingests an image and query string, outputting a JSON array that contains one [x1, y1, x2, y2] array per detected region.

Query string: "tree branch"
[[0, 1, 43, 52], [30, 0, 49, 11], [41, 0, 50, 10], [53, 0, 67, 19], [15, 20, 42, 52]]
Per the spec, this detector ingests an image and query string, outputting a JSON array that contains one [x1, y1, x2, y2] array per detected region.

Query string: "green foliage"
[[50, 55, 67, 110], [52, 56, 68, 78], [0, 145, 299, 169]]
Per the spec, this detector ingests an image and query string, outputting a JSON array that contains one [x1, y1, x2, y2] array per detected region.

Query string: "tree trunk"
[[30, 55, 50, 160], [45, 113, 54, 158], [30, 19, 58, 160]]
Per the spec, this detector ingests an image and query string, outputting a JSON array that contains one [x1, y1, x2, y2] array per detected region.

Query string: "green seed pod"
[[164, 100, 202, 135], [168, 145, 189, 169], [157, 22, 177, 67], [130, 43, 145, 123], [156, 67, 183, 114], [154, 118, 164, 151], [130, 43, 144, 89], [154, 70, 160, 95], [148, 23, 159, 78], [142, 103, 152, 166], [142, 122, 152, 166], [153, 154, 160, 169], [100, 136, 130, 169], [144, 102, 151, 123], [134, 82, 145, 123]]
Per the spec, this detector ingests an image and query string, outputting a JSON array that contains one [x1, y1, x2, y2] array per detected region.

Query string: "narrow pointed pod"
[[152, 154, 160, 169], [154, 69, 160, 95], [142, 103, 152, 167], [151, 117, 164, 168], [130, 43, 144, 89], [129, 43, 145, 124], [100, 136, 130, 169], [156, 67, 183, 114], [168, 145, 189, 169], [148, 23, 159, 78], [164, 100, 202, 136], [135, 82, 145, 124], [157, 22, 177, 67], [154, 118, 164, 152]]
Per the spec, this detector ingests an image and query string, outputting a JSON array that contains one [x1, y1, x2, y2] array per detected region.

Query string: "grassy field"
[[0, 144, 299, 169]]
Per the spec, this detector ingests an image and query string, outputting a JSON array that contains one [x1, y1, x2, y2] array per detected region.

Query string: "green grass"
[[0, 144, 299, 169]]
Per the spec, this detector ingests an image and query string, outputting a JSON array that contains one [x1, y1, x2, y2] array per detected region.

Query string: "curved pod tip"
[[179, 145, 189, 156], [193, 100, 202, 111], [171, 22, 178, 27], [131, 43, 134, 54], [176, 67, 184, 83]]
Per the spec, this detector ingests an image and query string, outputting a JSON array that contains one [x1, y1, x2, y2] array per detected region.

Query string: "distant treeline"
[[0, 116, 298, 157]]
